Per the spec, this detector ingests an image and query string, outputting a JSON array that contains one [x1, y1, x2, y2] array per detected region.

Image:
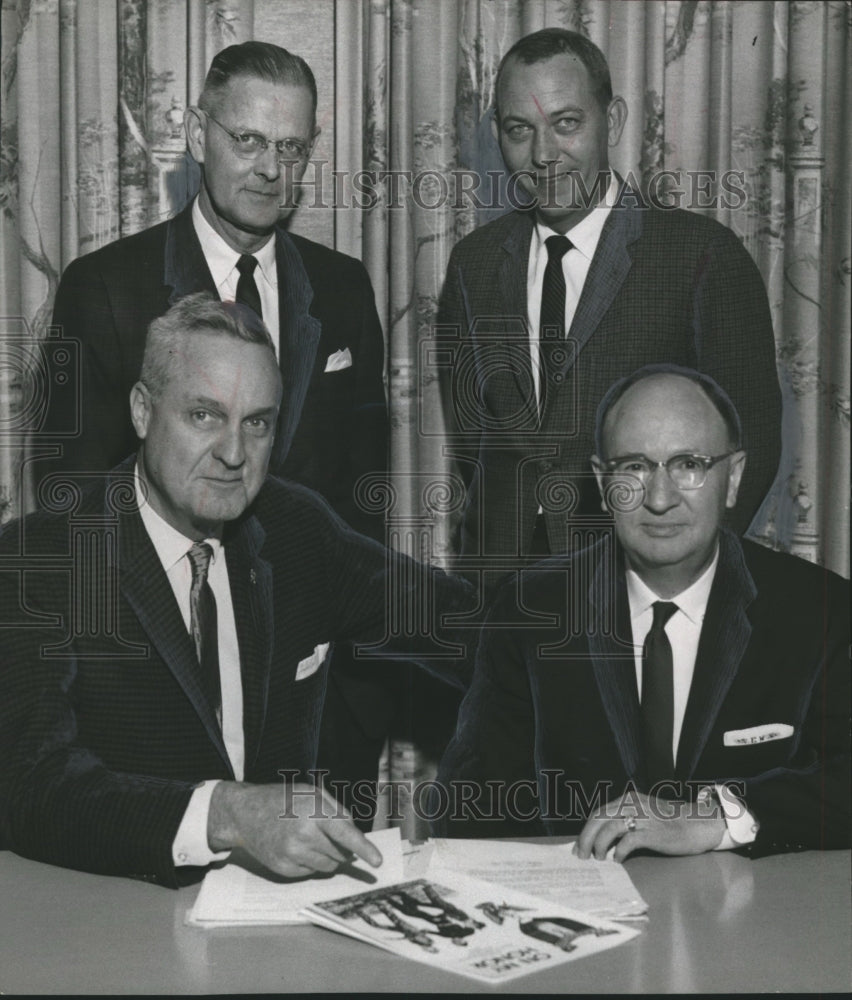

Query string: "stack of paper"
[[426, 838, 648, 921], [186, 827, 404, 927]]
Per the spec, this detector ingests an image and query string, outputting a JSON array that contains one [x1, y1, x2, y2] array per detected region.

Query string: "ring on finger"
[[623, 816, 637, 833]]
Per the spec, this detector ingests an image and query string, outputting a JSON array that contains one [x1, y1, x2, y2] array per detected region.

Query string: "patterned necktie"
[[235, 253, 263, 320], [641, 601, 679, 788], [187, 542, 221, 725], [539, 234, 573, 417]]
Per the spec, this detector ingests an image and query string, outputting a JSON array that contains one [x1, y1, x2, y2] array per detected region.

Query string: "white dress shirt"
[[626, 549, 758, 848], [526, 172, 619, 410], [192, 198, 280, 355], [134, 470, 241, 865], [626, 550, 719, 763], [527, 173, 618, 515]]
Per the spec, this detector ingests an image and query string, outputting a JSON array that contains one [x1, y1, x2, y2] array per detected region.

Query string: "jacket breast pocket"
[[295, 642, 331, 681]]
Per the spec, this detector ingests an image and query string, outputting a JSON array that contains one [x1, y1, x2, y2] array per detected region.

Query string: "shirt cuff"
[[172, 780, 231, 867], [712, 782, 760, 851]]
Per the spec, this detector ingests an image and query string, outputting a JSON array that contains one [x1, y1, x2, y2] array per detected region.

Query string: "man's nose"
[[531, 126, 560, 169], [213, 424, 247, 468], [253, 145, 281, 181], [642, 464, 681, 512]]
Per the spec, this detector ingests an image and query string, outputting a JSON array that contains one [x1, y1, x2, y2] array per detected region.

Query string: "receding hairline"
[[597, 370, 743, 457], [494, 29, 614, 116], [198, 71, 317, 118], [142, 327, 281, 396], [140, 292, 279, 398], [197, 40, 318, 118]]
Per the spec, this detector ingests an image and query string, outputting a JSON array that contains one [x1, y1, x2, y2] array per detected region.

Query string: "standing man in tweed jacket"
[[438, 28, 781, 564]]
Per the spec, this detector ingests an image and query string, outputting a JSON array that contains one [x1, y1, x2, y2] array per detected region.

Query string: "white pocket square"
[[295, 642, 330, 681], [723, 723, 794, 746], [324, 348, 352, 373]]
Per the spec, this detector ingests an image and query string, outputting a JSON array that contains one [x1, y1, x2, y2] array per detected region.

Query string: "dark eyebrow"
[[545, 104, 585, 120], [500, 103, 585, 127], [245, 406, 279, 421], [191, 395, 225, 406], [233, 124, 309, 143]]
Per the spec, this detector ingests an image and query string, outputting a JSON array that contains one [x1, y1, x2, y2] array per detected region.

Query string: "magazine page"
[[303, 869, 640, 984]]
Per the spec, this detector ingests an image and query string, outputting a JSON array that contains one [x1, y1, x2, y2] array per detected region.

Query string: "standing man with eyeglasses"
[[48, 41, 386, 516], [436, 365, 850, 859], [46, 42, 395, 831]]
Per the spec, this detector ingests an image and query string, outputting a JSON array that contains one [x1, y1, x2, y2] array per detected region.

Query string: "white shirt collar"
[[191, 197, 277, 291], [134, 464, 222, 574], [626, 545, 720, 626], [533, 171, 618, 262]]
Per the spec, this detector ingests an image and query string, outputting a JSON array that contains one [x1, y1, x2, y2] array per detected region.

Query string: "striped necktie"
[[187, 542, 221, 725]]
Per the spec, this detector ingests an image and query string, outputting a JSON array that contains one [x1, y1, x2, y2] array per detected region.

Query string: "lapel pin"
[[250, 568, 256, 585]]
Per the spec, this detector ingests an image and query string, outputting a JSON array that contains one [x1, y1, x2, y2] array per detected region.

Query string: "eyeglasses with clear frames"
[[600, 451, 739, 491], [203, 110, 312, 162]]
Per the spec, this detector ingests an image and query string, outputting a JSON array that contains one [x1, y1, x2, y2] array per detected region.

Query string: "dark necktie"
[[235, 254, 263, 320], [187, 542, 221, 725], [539, 234, 573, 417], [641, 600, 679, 788]]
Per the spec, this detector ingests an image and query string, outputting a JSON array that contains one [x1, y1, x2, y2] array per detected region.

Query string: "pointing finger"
[[325, 817, 383, 869]]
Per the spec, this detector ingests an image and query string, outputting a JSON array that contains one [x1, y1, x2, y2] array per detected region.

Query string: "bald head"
[[591, 368, 747, 597], [600, 373, 736, 462]]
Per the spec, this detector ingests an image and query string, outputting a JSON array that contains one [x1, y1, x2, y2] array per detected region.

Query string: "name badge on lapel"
[[723, 723, 794, 746], [295, 642, 330, 681]]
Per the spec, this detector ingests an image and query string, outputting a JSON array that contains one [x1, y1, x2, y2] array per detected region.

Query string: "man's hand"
[[575, 790, 726, 862], [208, 781, 382, 878]]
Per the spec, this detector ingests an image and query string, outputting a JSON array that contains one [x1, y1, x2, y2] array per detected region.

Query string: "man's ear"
[[591, 455, 607, 511], [184, 106, 206, 164], [606, 96, 628, 148], [725, 450, 747, 509], [130, 382, 153, 441]]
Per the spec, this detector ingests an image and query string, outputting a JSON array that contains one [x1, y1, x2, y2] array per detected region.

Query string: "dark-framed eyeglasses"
[[599, 451, 739, 491], [203, 110, 312, 163]]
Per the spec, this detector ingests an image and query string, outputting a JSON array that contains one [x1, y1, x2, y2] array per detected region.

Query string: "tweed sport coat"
[[46, 203, 388, 537], [437, 189, 782, 558], [435, 531, 851, 856], [0, 463, 476, 885]]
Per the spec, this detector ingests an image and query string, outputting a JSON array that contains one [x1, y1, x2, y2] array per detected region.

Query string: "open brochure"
[[187, 827, 404, 926], [302, 869, 640, 984]]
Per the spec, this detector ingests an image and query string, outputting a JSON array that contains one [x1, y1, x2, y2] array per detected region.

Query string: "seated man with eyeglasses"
[[435, 364, 850, 859]]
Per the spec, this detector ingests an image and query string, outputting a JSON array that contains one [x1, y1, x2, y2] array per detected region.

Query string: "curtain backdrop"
[[2, 0, 849, 827]]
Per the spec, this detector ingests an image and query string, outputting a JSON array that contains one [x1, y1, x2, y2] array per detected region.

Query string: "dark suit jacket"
[[437, 192, 782, 556], [47, 204, 387, 536], [0, 463, 474, 884], [435, 532, 850, 856]]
